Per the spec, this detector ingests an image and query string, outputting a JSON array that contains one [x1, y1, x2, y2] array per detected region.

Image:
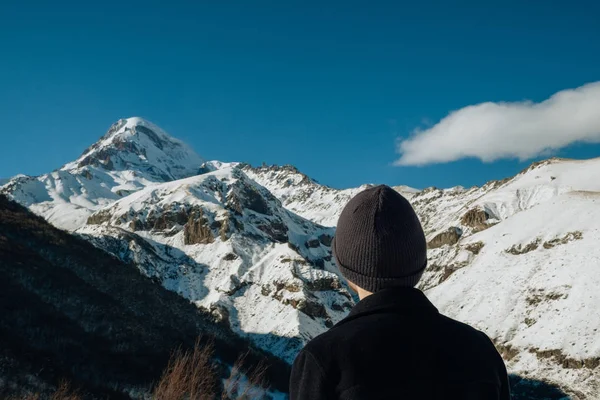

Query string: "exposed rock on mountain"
[[427, 227, 463, 249], [184, 207, 215, 244], [461, 207, 492, 232], [75, 164, 352, 363]]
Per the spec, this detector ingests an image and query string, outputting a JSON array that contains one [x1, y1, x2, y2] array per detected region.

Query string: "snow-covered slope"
[[1, 117, 203, 229], [242, 164, 418, 227], [408, 158, 600, 399], [5, 118, 600, 398], [234, 157, 600, 398], [77, 165, 352, 363], [426, 191, 600, 397]]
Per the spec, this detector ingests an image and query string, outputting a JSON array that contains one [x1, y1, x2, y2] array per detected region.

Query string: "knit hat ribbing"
[[332, 185, 427, 292]]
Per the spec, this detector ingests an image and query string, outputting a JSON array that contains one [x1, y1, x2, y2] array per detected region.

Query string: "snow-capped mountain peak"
[[63, 117, 204, 181], [1, 118, 204, 229]]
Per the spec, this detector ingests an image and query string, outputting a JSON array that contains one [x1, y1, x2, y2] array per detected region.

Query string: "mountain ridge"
[[62, 117, 203, 180], [3, 117, 600, 398]]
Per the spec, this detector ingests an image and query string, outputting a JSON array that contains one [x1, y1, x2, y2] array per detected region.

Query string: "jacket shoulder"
[[298, 320, 354, 370], [301, 324, 341, 355], [436, 314, 506, 378], [438, 313, 499, 349]]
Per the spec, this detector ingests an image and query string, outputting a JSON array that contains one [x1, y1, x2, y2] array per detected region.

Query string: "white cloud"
[[395, 81, 600, 166]]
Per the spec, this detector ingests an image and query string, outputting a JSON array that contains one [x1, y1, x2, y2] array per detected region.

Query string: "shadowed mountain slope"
[[0, 195, 289, 399]]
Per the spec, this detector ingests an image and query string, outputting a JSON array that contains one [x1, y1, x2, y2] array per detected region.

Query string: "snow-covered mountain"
[[3, 118, 600, 398], [2, 118, 354, 363], [241, 163, 419, 227], [1, 117, 203, 229], [77, 165, 353, 363], [413, 159, 600, 399]]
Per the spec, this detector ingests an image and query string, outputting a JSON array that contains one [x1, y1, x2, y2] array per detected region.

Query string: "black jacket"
[[290, 288, 510, 400]]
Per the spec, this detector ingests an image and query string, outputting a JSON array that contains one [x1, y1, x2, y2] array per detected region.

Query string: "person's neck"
[[356, 286, 373, 300], [348, 281, 373, 300]]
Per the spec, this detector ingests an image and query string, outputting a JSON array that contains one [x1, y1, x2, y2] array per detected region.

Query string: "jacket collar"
[[338, 287, 438, 326]]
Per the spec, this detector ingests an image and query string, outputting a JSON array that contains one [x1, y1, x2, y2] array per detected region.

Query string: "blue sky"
[[1, 1, 599, 189]]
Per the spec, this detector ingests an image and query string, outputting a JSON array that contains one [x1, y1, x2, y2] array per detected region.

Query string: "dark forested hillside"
[[0, 195, 289, 399]]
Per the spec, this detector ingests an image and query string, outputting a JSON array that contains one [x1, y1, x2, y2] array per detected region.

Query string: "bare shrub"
[[153, 338, 217, 400], [151, 338, 270, 400], [51, 380, 81, 400]]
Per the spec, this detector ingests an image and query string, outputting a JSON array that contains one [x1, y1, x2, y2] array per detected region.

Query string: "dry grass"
[[51, 381, 81, 400], [10, 341, 270, 400], [9, 380, 81, 400], [152, 338, 270, 400], [152, 337, 218, 400]]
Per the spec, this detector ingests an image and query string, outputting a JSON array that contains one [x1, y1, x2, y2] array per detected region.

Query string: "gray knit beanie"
[[332, 185, 427, 292]]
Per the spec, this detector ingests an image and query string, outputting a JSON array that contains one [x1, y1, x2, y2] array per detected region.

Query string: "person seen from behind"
[[290, 185, 510, 399]]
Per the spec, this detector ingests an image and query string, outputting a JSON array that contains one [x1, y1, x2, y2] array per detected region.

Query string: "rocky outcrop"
[[318, 233, 333, 247], [216, 212, 244, 241], [115, 189, 132, 197], [257, 219, 288, 243], [78, 148, 115, 171], [494, 342, 521, 362], [428, 227, 462, 249], [112, 136, 147, 157], [227, 184, 271, 216], [242, 164, 315, 188], [295, 299, 329, 321], [529, 348, 600, 370], [205, 303, 231, 328], [183, 208, 214, 245], [465, 241, 485, 255], [543, 231, 583, 249], [273, 281, 302, 293], [95, 204, 231, 241], [148, 207, 188, 232], [305, 238, 321, 248], [115, 205, 192, 234], [86, 209, 113, 225], [272, 292, 330, 324], [428, 263, 465, 285], [461, 208, 490, 232], [525, 289, 568, 306], [225, 275, 250, 296], [304, 276, 341, 291], [128, 218, 146, 231], [506, 238, 541, 255], [331, 302, 354, 312], [268, 278, 335, 326]]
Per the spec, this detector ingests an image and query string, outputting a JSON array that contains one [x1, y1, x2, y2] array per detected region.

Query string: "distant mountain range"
[[2, 117, 599, 399]]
